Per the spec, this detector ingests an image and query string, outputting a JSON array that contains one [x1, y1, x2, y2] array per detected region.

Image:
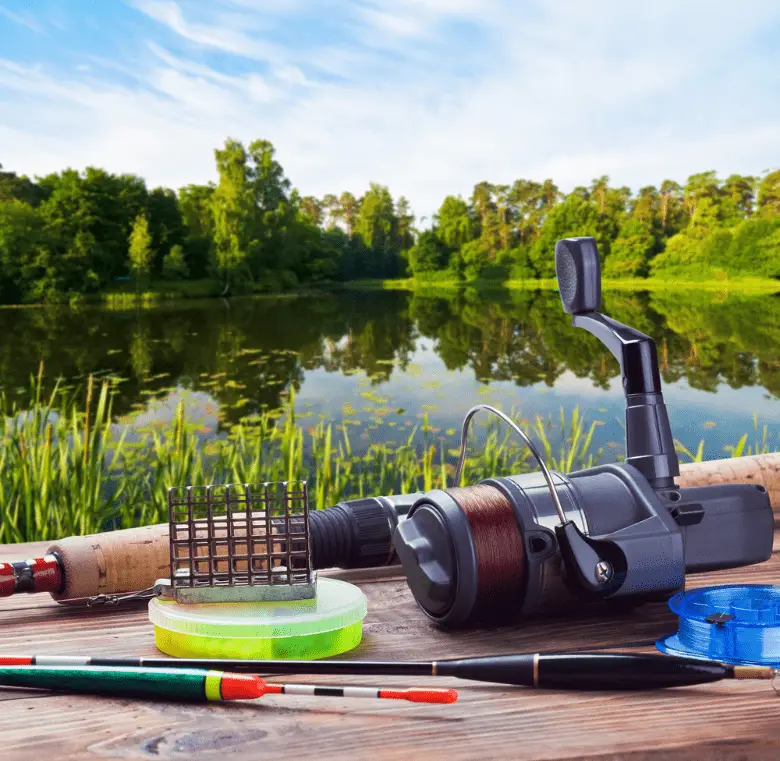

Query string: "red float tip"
[[219, 674, 266, 700], [380, 688, 458, 704], [0, 657, 34, 666]]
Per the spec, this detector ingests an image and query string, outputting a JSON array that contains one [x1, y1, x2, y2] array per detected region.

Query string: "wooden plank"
[[1, 538, 779, 760]]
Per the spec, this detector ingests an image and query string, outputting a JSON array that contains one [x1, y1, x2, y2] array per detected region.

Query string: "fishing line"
[[445, 484, 526, 622]]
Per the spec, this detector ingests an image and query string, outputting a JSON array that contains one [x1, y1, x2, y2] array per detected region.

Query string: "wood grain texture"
[[1, 536, 780, 760]]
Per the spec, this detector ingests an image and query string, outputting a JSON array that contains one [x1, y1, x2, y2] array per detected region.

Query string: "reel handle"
[[555, 237, 679, 488]]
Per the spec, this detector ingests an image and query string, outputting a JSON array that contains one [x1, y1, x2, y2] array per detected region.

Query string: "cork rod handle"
[[678, 452, 780, 519], [47, 523, 170, 603]]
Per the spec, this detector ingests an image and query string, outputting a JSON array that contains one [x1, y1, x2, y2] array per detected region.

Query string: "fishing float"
[[0, 664, 457, 704], [0, 652, 774, 690]]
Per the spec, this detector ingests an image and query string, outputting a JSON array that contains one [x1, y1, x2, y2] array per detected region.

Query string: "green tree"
[[631, 186, 659, 226], [756, 227, 780, 277], [494, 184, 514, 251], [459, 238, 492, 279], [436, 195, 474, 252], [591, 177, 630, 253], [33, 168, 150, 287], [147, 187, 185, 273], [248, 139, 290, 211], [36, 170, 103, 293], [604, 218, 655, 278], [128, 214, 153, 291], [300, 196, 323, 226], [245, 140, 296, 281], [470, 181, 502, 259], [683, 171, 720, 223], [322, 194, 341, 229], [720, 218, 780, 277], [648, 232, 705, 279], [648, 198, 721, 280], [629, 186, 662, 258], [471, 181, 494, 229], [757, 170, 780, 219], [0, 164, 44, 206], [211, 139, 254, 291], [590, 175, 610, 214], [356, 183, 398, 277], [659, 180, 685, 237], [162, 244, 189, 280], [339, 192, 360, 237], [0, 200, 51, 302], [395, 196, 415, 253], [408, 230, 451, 276], [179, 183, 215, 278], [529, 193, 602, 277], [3, 145, 780, 301], [509, 179, 549, 246], [721, 174, 757, 224]]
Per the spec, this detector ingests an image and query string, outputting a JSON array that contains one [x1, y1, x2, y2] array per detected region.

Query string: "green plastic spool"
[[149, 577, 367, 660]]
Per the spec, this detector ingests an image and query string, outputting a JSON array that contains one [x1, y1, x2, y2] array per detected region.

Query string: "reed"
[[0, 372, 775, 544], [674, 413, 774, 463]]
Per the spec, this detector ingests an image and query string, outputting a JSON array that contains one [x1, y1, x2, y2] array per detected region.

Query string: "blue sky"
[[1, 0, 779, 220]]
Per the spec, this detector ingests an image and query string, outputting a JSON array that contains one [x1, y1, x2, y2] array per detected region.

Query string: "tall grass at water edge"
[[0, 371, 776, 544]]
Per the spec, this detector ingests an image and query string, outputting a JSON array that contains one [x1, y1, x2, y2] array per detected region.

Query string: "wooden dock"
[[2, 536, 780, 760]]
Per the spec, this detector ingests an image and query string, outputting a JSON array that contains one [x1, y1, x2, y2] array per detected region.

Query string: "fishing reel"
[[309, 237, 774, 626]]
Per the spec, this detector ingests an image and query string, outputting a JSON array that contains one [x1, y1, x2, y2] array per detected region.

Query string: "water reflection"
[[0, 288, 778, 433]]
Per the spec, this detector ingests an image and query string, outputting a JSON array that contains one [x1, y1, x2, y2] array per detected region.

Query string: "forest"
[[0, 138, 778, 304]]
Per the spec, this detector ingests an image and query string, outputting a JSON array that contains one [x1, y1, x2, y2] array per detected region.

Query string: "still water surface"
[[1, 287, 778, 463]]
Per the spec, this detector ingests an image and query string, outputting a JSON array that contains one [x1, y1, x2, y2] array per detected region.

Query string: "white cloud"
[[272, 64, 310, 87], [217, 0, 307, 12], [0, 6, 48, 34], [357, 8, 426, 39], [131, 0, 285, 62], [0, 0, 778, 223], [361, 0, 497, 22]]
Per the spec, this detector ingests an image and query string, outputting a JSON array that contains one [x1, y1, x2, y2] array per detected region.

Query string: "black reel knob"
[[555, 237, 601, 315]]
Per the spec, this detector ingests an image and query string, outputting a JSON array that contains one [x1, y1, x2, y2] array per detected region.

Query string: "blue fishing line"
[[657, 585, 780, 667]]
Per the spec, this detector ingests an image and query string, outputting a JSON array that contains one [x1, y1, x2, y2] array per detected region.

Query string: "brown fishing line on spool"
[[445, 484, 526, 621]]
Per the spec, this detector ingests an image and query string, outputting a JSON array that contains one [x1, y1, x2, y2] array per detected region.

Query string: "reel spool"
[[657, 585, 780, 667]]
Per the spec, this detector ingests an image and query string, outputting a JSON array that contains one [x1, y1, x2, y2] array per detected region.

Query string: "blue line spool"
[[656, 584, 780, 667]]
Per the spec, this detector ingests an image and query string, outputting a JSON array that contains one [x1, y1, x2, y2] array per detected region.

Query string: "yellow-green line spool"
[[149, 578, 367, 660]]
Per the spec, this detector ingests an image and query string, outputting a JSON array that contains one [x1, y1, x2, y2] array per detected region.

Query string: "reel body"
[[391, 464, 771, 626], [309, 236, 774, 628]]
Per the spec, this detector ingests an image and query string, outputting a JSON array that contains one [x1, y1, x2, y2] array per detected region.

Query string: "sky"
[[1, 0, 779, 221]]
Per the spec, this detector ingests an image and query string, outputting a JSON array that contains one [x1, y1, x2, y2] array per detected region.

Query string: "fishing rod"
[[3, 450, 777, 610], [0, 652, 775, 691]]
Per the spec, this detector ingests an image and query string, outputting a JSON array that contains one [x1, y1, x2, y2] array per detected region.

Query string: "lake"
[[1, 286, 779, 467]]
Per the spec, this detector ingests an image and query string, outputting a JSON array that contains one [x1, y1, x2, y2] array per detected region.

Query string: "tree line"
[[0, 138, 778, 303], [414, 172, 780, 281]]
